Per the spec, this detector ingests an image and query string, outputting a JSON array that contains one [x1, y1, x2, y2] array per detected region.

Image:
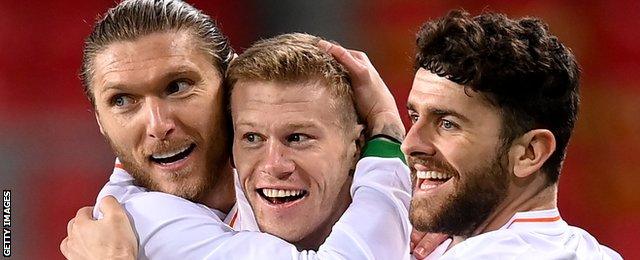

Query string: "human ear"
[[350, 124, 366, 169], [508, 129, 556, 178]]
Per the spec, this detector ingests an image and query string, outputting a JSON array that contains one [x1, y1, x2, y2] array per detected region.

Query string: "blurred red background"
[[0, 0, 637, 258]]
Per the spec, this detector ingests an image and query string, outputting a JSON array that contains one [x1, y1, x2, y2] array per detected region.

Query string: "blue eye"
[[167, 80, 192, 95], [441, 119, 456, 130], [111, 95, 134, 107]]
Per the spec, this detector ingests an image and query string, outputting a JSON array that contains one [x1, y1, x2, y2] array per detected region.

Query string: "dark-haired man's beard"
[[409, 152, 508, 238], [104, 134, 221, 202]]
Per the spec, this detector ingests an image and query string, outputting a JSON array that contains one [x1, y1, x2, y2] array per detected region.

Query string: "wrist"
[[367, 112, 405, 142]]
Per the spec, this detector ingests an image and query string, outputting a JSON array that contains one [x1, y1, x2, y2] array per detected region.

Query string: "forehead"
[[92, 31, 219, 89], [231, 80, 341, 127], [407, 68, 493, 114]]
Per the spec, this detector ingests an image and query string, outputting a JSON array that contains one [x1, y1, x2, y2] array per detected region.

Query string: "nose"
[[259, 140, 295, 179], [401, 121, 437, 157], [143, 98, 175, 140]]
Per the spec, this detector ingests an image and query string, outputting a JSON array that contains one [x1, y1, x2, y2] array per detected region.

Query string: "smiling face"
[[90, 31, 229, 200], [402, 69, 510, 237], [231, 80, 361, 249]]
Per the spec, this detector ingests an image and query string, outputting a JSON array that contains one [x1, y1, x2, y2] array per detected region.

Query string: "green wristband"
[[361, 137, 406, 164]]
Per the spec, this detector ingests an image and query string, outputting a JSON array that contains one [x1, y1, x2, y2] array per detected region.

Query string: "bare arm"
[[319, 40, 448, 258]]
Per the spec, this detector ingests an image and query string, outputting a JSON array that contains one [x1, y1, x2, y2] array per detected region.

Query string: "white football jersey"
[[93, 157, 412, 259]]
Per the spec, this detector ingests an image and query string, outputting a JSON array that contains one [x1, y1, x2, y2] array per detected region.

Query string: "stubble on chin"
[[104, 136, 214, 201], [409, 155, 509, 237]]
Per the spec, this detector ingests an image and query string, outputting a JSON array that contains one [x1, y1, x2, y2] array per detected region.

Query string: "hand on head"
[[318, 40, 405, 142]]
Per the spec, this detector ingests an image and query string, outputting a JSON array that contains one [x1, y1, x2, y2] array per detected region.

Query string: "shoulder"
[[354, 157, 411, 191], [93, 168, 146, 219], [445, 231, 532, 258], [444, 228, 622, 260], [565, 225, 623, 259], [121, 191, 222, 221], [119, 192, 233, 248], [356, 157, 408, 172]]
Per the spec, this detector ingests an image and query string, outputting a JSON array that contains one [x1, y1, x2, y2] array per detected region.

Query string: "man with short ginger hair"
[[228, 33, 368, 250], [61, 0, 413, 259]]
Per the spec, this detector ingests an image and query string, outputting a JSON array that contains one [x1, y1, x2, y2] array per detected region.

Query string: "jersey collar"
[[500, 208, 566, 232]]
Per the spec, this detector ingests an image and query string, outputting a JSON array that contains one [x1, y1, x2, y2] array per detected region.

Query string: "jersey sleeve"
[[112, 156, 411, 259]]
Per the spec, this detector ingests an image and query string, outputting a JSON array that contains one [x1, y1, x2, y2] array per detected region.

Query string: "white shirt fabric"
[[229, 170, 259, 231], [92, 159, 239, 226], [425, 208, 622, 260], [93, 157, 412, 259]]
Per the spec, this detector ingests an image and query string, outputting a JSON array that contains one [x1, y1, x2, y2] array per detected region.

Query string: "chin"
[[157, 179, 207, 201], [260, 221, 308, 242], [409, 196, 444, 232]]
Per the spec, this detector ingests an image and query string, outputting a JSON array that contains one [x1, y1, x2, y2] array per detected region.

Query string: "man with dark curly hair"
[[400, 9, 621, 258]]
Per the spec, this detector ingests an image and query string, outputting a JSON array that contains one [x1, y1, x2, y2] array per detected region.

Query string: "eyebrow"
[[406, 103, 470, 123], [100, 64, 201, 91], [406, 102, 416, 112], [234, 121, 320, 129], [430, 108, 470, 123], [161, 67, 199, 81], [285, 122, 320, 129]]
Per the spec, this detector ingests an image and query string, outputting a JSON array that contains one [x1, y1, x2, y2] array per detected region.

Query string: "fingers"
[[347, 49, 372, 67], [412, 232, 448, 259], [317, 40, 367, 77], [60, 236, 68, 257], [61, 236, 82, 260], [67, 218, 75, 236], [410, 229, 428, 251], [74, 206, 94, 225], [99, 195, 125, 219]]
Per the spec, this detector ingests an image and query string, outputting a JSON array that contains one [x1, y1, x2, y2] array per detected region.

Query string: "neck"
[[295, 177, 353, 250], [450, 172, 557, 247], [197, 161, 236, 213]]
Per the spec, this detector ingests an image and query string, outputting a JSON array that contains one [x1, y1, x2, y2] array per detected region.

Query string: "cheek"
[[443, 143, 496, 174], [305, 158, 348, 194], [233, 149, 257, 184], [180, 107, 213, 131], [182, 91, 223, 126], [435, 140, 470, 171], [101, 116, 137, 144]]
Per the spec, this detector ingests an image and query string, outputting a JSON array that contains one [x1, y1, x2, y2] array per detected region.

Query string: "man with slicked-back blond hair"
[[61, 0, 413, 259]]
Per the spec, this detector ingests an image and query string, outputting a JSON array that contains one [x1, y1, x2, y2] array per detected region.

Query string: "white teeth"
[[261, 188, 304, 198], [416, 170, 452, 180], [421, 182, 436, 190], [152, 145, 190, 159]]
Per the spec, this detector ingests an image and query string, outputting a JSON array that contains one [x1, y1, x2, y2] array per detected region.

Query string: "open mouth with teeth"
[[149, 143, 196, 165], [257, 188, 308, 205], [416, 170, 453, 190]]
